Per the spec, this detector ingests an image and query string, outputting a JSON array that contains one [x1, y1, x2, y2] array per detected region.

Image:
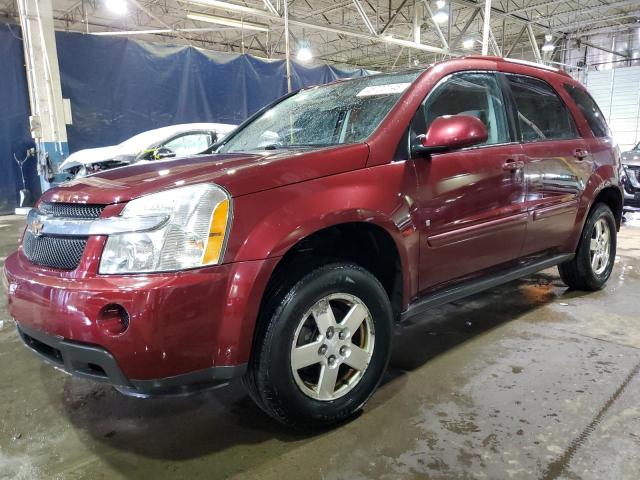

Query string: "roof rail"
[[463, 55, 571, 78]]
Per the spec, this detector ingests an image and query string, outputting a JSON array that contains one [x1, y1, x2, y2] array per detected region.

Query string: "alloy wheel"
[[290, 293, 375, 401], [590, 218, 611, 275]]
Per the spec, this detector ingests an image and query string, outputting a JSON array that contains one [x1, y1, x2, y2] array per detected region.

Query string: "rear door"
[[504, 74, 592, 255], [412, 72, 528, 292]]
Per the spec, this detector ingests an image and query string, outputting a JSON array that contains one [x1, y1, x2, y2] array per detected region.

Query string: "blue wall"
[[0, 25, 368, 213]]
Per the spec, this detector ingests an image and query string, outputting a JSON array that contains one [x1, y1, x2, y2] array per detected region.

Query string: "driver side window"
[[415, 72, 510, 147]]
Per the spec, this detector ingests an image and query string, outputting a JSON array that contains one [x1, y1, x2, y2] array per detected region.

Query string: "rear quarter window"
[[563, 84, 611, 138]]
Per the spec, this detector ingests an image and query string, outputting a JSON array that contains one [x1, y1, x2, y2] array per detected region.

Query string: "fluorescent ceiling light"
[[542, 34, 555, 52], [541, 42, 555, 52], [297, 47, 312, 62], [187, 13, 269, 32], [105, 0, 128, 15], [184, 0, 258, 15], [432, 1, 448, 24], [462, 38, 474, 49]]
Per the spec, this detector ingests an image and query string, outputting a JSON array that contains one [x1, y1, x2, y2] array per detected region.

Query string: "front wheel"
[[558, 203, 617, 290], [243, 263, 393, 429]]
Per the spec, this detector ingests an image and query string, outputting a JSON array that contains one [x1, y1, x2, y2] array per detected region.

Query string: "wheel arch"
[[261, 220, 407, 323], [590, 185, 623, 230]]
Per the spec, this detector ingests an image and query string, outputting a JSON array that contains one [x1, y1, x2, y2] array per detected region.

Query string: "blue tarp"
[[0, 25, 369, 213], [57, 32, 369, 152], [0, 24, 39, 214]]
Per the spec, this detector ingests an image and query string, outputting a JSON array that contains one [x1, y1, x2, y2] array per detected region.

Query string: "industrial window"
[[563, 84, 611, 138], [506, 75, 579, 142]]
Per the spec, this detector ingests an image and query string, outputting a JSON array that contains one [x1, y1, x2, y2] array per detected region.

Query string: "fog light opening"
[[97, 304, 130, 336]]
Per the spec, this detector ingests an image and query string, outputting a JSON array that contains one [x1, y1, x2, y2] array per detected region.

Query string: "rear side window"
[[506, 75, 578, 142], [563, 84, 610, 137]]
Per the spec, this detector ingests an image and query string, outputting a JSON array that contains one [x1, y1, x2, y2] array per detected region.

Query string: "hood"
[[58, 145, 125, 171], [621, 149, 640, 167], [41, 143, 369, 205]]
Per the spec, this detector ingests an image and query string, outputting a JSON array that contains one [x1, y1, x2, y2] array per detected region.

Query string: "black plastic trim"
[[401, 253, 574, 322], [16, 322, 247, 397]]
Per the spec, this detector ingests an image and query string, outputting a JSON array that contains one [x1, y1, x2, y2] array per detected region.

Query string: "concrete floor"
[[1, 213, 639, 480]]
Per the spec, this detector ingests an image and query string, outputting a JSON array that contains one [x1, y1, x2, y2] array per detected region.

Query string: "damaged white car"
[[58, 123, 237, 179]]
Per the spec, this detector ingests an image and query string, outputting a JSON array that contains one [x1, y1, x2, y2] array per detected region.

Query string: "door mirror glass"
[[413, 115, 488, 156]]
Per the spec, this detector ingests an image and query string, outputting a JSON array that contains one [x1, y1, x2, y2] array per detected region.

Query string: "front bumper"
[[17, 322, 245, 396], [5, 250, 276, 395]]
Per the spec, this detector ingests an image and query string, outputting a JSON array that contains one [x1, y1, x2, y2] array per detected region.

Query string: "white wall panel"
[[584, 66, 640, 151]]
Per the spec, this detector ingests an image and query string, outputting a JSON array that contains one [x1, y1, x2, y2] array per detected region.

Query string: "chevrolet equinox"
[[4, 56, 623, 428]]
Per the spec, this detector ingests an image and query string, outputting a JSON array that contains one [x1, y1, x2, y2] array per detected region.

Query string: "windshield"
[[219, 71, 422, 153]]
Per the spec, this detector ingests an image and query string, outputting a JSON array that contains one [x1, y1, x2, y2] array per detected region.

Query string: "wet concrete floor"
[[0, 213, 639, 479]]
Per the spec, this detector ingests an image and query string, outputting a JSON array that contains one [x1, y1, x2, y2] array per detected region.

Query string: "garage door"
[[583, 66, 640, 151]]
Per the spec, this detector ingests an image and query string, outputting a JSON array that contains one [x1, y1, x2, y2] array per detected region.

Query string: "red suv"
[[4, 57, 622, 428]]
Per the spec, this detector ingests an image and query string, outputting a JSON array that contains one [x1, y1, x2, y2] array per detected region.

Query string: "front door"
[[504, 74, 591, 256], [411, 72, 527, 293]]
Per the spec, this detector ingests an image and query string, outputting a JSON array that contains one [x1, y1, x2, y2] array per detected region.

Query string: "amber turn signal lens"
[[203, 199, 229, 265]]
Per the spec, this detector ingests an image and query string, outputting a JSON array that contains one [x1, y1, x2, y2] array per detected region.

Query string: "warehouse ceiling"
[[2, 0, 640, 70]]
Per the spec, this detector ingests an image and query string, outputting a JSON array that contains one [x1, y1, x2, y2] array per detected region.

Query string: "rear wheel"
[[558, 203, 616, 290], [243, 262, 392, 429]]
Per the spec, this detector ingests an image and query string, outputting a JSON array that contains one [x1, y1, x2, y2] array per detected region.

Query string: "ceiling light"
[[432, 1, 448, 24], [297, 47, 313, 62], [183, 0, 257, 15], [542, 34, 555, 52], [105, 0, 128, 15], [462, 38, 474, 49], [187, 13, 269, 32]]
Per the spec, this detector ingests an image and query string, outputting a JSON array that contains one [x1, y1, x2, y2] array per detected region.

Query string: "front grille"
[[22, 202, 105, 270], [23, 232, 88, 270], [39, 202, 104, 219]]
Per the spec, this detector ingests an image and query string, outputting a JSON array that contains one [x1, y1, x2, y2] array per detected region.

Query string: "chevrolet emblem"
[[29, 217, 44, 237]]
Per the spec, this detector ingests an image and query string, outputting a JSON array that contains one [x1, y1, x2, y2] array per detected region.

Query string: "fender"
[[226, 162, 421, 308]]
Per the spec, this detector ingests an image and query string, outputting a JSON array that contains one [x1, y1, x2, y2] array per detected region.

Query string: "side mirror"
[[153, 147, 176, 160], [412, 114, 489, 157]]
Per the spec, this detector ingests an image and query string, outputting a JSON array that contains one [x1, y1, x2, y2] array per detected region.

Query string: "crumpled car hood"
[[40, 143, 370, 205], [58, 146, 126, 171]]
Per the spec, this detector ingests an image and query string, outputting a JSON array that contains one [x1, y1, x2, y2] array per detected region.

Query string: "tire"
[[243, 262, 393, 429], [558, 203, 617, 291]]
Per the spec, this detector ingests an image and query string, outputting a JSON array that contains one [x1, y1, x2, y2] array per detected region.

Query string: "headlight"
[[99, 184, 231, 274]]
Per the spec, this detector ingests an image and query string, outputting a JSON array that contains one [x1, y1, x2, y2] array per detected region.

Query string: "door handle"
[[574, 149, 589, 160], [502, 160, 524, 171]]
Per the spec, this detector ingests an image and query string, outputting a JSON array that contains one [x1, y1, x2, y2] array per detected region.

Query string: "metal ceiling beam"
[[481, 0, 491, 55], [449, 7, 479, 51], [532, 0, 640, 22], [504, 24, 526, 58], [526, 23, 542, 63], [577, 39, 630, 58], [184, 0, 448, 53], [560, 10, 640, 32], [380, 0, 411, 35], [508, 0, 573, 15], [422, 1, 449, 51], [263, 0, 279, 15], [352, 0, 377, 36]]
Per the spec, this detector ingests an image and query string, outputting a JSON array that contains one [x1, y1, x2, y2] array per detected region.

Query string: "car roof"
[[359, 55, 573, 82]]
